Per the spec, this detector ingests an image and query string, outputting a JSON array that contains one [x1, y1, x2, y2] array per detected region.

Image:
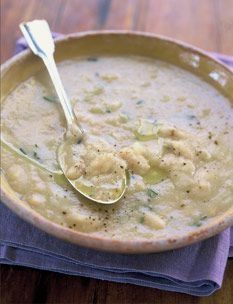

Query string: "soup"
[[1, 55, 233, 240]]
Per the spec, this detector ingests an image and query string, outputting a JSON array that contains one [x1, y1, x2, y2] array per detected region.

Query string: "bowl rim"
[[1, 30, 233, 254]]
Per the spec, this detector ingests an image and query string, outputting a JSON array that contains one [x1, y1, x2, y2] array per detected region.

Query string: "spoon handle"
[[20, 20, 75, 128]]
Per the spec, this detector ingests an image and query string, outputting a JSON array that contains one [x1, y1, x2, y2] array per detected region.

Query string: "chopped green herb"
[[143, 205, 153, 211], [33, 151, 40, 160], [208, 132, 213, 139], [140, 216, 145, 224], [19, 147, 27, 155], [119, 112, 129, 123], [136, 100, 144, 105], [106, 109, 111, 113], [87, 57, 98, 62], [34, 144, 38, 148], [147, 188, 159, 198], [43, 95, 57, 102], [191, 216, 207, 227], [187, 114, 197, 120], [200, 215, 208, 221], [186, 114, 201, 126], [192, 220, 202, 227]]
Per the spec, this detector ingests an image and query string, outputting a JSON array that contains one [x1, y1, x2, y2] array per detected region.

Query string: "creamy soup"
[[1, 56, 233, 240]]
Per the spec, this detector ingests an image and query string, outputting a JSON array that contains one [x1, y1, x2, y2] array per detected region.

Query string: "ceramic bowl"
[[1, 31, 233, 253]]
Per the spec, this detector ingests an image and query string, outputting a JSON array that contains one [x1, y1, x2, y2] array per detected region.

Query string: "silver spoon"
[[20, 19, 127, 204]]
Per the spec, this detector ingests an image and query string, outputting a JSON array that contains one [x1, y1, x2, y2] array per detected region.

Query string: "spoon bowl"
[[58, 140, 127, 204]]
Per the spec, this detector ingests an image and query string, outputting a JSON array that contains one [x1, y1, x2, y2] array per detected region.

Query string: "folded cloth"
[[0, 37, 232, 296], [0, 203, 232, 297]]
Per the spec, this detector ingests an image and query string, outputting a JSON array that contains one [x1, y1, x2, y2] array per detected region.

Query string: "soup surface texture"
[[1, 56, 233, 240]]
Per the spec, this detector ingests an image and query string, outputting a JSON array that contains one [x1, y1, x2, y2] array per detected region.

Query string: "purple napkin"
[[0, 36, 232, 297]]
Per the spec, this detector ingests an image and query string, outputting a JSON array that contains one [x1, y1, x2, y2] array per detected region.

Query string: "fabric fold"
[[0, 202, 232, 296]]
